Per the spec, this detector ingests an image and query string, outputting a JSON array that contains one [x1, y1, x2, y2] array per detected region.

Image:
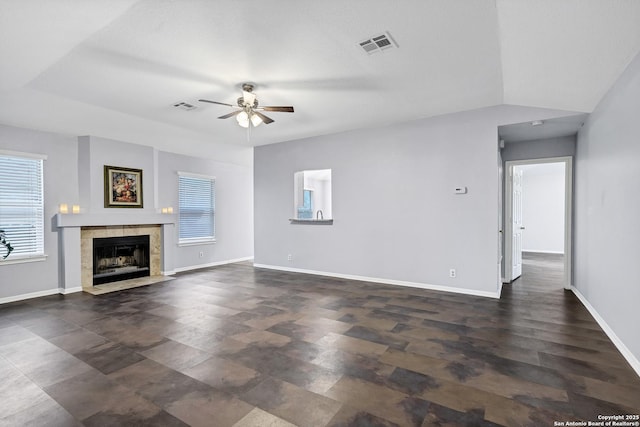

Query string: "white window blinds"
[[0, 153, 45, 257], [178, 173, 215, 243]]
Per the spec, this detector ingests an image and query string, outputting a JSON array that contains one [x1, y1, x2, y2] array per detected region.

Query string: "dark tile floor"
[[1, 255, 639, 426]]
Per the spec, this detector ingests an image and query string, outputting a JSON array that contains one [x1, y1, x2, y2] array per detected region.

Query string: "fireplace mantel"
[[55, 213, 175, 228], [55, 213, 176, 294]]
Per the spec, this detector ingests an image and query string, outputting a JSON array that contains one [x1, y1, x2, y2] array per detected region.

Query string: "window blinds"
[[0, 154, 44, 257], [178, 174, 215, 241]]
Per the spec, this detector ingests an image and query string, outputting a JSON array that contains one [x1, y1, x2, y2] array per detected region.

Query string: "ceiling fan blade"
[[261, 106, 294, 113], [199, 99, 234, 107], [252, 110, 274, 124], [218, 110, 242, 119]]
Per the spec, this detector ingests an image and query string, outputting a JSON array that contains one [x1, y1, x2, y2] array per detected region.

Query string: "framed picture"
[[104, 165, 143, 208]]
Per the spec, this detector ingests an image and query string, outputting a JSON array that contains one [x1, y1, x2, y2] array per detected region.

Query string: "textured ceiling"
[[1, 0, 639, 160]]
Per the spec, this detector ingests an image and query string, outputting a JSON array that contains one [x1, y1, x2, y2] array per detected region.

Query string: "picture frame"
[[104, 165, 143, 208]]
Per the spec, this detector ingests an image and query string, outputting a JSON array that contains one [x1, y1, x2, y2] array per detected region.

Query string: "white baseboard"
[[253, 263, 500, 299], [523, 250, 565, 255], [174, 256, 254, 273], [0, 288, 61, 304], [571, 286, 640, 378], [161, 270, 176, 276], [58, 286, 82, 295]]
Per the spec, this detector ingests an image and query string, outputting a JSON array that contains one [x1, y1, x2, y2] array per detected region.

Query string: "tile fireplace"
[[55, 213, 175, 294]]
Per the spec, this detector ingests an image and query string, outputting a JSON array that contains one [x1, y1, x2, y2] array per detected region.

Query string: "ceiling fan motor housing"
[[237, 97, 258, 108]]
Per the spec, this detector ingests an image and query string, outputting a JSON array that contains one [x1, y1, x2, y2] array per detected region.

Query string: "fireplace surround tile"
[[80, 225, 162, 290], [55, 213, 175, 293]]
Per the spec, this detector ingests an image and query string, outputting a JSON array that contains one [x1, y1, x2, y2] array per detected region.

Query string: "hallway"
[[512, 252, 565, 291]]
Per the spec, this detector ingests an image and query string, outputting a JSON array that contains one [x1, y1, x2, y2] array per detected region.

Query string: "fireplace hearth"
[[93, 235, 150, 285]]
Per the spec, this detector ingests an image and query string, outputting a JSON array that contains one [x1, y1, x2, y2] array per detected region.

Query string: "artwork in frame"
[[104, 165, 143, 208]]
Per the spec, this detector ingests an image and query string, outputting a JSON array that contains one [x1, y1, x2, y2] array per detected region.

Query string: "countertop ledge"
[[289, 219, 334, 225]]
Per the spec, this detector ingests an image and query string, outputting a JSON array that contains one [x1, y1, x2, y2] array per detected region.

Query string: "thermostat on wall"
[[454, 186, 467, 194]]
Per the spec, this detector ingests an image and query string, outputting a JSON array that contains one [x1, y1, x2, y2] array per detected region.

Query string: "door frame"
[[503, 156, 573, 289]]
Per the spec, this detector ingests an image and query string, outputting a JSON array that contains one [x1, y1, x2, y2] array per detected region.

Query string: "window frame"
[[293, 169, 332, 221], [177, 171, 216, 246], [0, 149, 47, 265]]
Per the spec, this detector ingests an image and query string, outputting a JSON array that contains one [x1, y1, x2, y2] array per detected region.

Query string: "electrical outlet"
[[449, 269, 456, 278], [199, 251, 204, 258], [287, 254, 292, 261]]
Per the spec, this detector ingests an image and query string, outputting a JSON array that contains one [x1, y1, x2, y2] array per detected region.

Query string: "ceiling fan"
[[199, 83, 294, 128]]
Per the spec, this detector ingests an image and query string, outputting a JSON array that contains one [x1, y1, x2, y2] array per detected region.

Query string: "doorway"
[[503, 157, 572, 290]]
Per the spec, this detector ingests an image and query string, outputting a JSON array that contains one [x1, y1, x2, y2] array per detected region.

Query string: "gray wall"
[[0, 124, 254, 301], [575, 51, 640, 365], [501, 135, 576, 162], [254, 104, 577, 296], [78, 136, 157, 214], [79, 136, 254, 271], [0, 124, 78, 299], [157, 151, 253, 271]]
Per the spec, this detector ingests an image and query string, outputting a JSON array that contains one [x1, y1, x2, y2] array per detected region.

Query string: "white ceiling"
[[1, 0, 640, 159]]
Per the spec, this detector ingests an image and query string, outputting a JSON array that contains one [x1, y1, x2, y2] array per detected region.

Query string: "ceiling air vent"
[[173, 101, 197, 111], [359, 31, 398, 55]]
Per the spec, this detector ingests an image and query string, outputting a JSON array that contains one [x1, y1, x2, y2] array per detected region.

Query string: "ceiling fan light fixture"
[[199, 83, 294, 132], [250, 113, 263, 127], [236, 111, 249, 128]]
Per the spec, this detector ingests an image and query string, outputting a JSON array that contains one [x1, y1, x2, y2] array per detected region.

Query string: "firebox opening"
[[93, 235, 150, 285]]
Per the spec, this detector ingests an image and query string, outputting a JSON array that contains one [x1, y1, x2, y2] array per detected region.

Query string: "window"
[[297, 189, 313, 219], [0, 151, 45, 260], [293, 169, 332, 220], [178, 172, 215, 244]]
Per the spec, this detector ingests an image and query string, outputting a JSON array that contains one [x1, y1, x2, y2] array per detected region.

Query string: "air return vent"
[[359, 31, 398, 55], [173, 101, 197, 111]]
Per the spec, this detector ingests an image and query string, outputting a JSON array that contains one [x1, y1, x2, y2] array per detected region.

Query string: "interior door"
[[512, 168, 524, 280]]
